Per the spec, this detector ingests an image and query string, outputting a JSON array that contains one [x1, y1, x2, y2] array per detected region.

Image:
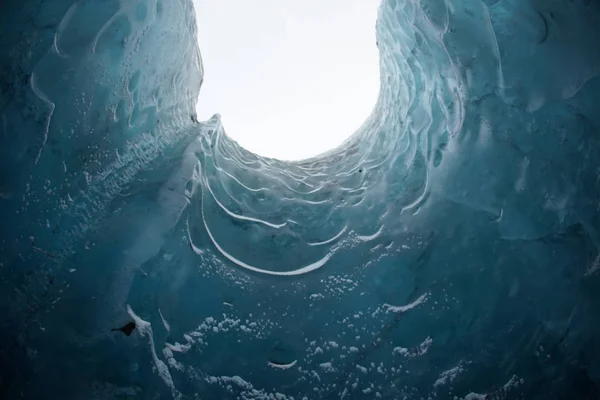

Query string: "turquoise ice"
[[1, 0, 600, 399]]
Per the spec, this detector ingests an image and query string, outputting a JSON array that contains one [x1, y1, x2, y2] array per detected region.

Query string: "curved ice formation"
[[1, 0, 600, 399]]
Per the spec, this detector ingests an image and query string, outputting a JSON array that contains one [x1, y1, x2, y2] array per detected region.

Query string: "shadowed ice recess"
[[1, 0, 600, 399]]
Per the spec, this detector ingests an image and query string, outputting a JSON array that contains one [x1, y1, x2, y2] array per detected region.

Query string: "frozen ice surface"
[[1, 0, 600, 399]]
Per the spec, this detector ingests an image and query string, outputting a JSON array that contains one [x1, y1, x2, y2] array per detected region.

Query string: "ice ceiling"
[[1, 0, 600, 399]]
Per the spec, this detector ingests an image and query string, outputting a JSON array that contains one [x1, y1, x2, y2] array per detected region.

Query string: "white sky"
[[192, 0, 381, 161]]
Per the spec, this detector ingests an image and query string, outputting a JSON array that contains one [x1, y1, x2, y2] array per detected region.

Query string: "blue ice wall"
[[1, 0, 600, 399]]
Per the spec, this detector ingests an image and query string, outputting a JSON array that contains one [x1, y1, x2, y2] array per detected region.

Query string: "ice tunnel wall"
[[1, 0, 600, 399]]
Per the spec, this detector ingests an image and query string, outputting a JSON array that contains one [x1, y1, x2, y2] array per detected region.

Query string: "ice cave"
[[1, 0, 600, 399]]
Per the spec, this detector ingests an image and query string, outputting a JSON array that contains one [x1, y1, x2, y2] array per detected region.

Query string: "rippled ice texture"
[[1, 0, 600, 399]]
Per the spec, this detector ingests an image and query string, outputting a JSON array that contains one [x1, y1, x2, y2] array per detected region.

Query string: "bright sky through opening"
[[192, 0, 381, 161]]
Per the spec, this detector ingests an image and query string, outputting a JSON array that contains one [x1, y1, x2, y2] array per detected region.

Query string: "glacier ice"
[[1, 0, 600, 399]]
